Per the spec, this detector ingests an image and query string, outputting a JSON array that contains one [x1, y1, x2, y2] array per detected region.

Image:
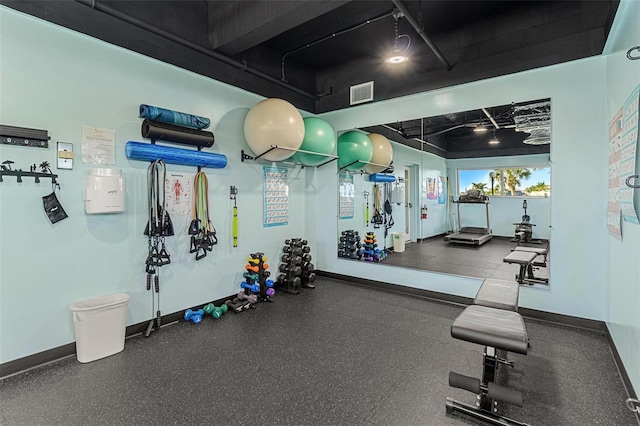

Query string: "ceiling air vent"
[[350, 81, 374, 105]]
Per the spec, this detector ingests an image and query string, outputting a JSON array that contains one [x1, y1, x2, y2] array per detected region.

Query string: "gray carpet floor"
[[381, 236, 550, 282], [0, 277, 635, 426]]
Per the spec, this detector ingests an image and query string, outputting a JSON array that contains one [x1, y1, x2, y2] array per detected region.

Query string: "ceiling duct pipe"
[[391, 0, 452, 71], [482, 108, 500, 129], [281, 11, 394, 82], [74, 0, 317, 100]]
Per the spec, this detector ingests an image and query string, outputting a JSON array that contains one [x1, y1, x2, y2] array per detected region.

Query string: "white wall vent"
[[350, 81, 374, 105]]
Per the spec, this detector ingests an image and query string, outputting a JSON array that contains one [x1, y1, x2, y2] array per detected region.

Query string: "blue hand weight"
[[184, 308, 204, 324], [265, 279, 274, 288], [241, 282, 260, 292]]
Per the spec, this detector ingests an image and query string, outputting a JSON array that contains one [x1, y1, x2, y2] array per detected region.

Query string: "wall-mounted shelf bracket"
[[241, 145, 338, 168], [338, 159, 391, 173]]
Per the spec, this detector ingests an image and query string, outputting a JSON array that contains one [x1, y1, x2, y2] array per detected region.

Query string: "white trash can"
[[69, 293, 130, 363], [392, 232, 405, 252]]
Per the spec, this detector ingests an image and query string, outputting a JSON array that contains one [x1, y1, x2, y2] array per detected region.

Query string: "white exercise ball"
[[364, 133, 393, 173], [244, 98, 305, 161]]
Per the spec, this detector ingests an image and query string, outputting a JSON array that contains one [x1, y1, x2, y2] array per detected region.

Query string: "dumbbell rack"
[[362, 231, 382, 262], [278, 238, 305, 294], [299, 240, 316, 289], [338, 230, 362, 260], [243, 252, 274, 301]]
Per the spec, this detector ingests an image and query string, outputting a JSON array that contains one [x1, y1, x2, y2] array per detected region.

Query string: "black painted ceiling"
[[361, 99, 552, 158], [2, 1, 616, 157]]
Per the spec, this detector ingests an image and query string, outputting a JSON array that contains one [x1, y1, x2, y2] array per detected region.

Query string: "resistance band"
[[189, 171, 217, 260], [363, 191, 370, 227], [144, 159, 173, 336], [372, 184, 384, 228], [230, 186, 238, 248]]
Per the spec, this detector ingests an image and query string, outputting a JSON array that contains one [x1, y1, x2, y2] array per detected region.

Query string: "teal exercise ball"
[[337, 131, 373, 171], [244, 98, 304, 161], [292, 117, 336, 166], [364, 133, 393, 174]]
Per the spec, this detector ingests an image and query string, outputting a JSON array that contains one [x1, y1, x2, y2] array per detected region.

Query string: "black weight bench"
[[502, 251, 544, 285], [446, 305, 530, 426], [512, 246, 548, 267], [473, 278, 520, 312]]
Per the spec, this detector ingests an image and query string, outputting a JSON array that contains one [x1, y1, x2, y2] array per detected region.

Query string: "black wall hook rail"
[[0, 170, 58, 183], [626, 174, 640, 188]]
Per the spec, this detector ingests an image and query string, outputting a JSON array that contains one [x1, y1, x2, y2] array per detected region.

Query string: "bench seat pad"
[[513, 247, 548, 255], [474, 279, 519, 312], [503, 251, 536, 264], [451, 305, 528, 354]]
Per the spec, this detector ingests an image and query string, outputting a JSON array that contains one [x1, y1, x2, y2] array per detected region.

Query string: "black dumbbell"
[[303, 263, 315, 272], [302, 246, 310, 253], [277, 273, 285, 283], [285, 239, 291, 244], [279, 264, 289, 272], [225, 299, 243, 313], [338, 250, 345, 257], [303, 253, 312, 262], [301, 239, 308, 245], [283, 245, 292, 253], [306, 272, 316, 283], [292, 277, 302, 288], [291, 266, 302, 275]]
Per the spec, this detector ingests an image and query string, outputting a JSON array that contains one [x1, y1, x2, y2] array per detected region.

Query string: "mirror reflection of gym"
[[336, 99, 551, 287]]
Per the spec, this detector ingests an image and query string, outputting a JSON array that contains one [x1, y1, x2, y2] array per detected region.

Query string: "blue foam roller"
[[368, 173, 396, 183], [139, 104, 210, 129], [126, 142, 227, 168]]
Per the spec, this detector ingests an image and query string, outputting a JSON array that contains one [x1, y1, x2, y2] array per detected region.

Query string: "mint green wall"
[[318, 56, 608, 321], [0, 8, 313, 364], [603, 0, 640, 395]]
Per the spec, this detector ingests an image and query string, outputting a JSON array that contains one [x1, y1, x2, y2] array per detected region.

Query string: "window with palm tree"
[[458, 167, 550, 197]]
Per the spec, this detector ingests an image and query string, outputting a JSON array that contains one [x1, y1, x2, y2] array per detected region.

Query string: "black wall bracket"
[[0, 125, 50, 149]]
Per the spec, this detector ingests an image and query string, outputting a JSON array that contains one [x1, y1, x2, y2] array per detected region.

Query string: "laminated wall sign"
[[263, 166, 288, 227]]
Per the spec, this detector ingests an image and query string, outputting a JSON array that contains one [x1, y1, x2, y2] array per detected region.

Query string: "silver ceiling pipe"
[[75, 0, 317, 100], [391, 0, 452, 71], [482, 108, 500, 129], [281, 11, 394, 82]]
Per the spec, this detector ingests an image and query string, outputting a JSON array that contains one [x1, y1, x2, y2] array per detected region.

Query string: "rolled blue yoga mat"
[[126, 142, 227, 169], [368, 173, 396, 183], [139, 104, 211, 129]]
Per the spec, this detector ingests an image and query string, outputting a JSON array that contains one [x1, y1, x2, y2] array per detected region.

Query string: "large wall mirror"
[[337, 99, 552, 287]]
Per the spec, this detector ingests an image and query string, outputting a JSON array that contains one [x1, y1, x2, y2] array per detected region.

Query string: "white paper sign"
[[82, 125, 116, 165]]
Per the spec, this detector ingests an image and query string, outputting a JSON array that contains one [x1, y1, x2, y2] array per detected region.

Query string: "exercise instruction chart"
[[607, 108, 623, 239], [263, 166, 289, 227], [620, 84, 639, 224], [338, 173, 354, 219]]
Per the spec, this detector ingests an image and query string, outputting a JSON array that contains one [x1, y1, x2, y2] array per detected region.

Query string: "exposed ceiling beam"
[[208, 0, 351, 56], [391, 0, 452, 71]]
